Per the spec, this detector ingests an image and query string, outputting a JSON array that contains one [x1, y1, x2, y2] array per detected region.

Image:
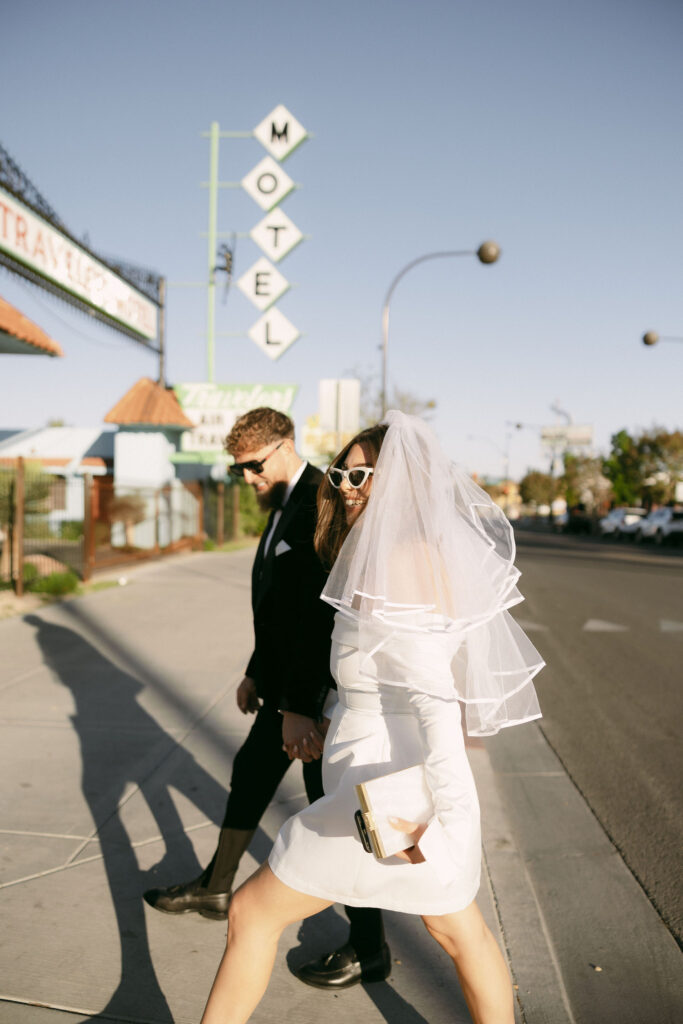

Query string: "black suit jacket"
[[245, 462, 335, 719]]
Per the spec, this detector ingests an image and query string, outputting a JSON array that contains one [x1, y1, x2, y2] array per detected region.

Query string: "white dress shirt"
[[263, 460, 307, 555]]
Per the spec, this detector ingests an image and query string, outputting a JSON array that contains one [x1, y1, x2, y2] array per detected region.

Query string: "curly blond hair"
[[225, 407, 295, 456]]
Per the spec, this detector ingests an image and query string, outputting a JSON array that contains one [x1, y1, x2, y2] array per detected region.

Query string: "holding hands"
[[282, 712, 330, 762]]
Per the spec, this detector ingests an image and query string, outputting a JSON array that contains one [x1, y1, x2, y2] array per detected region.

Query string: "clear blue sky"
[[1, 0, 681, 479]]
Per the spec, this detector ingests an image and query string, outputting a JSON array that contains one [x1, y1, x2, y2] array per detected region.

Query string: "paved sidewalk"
[[1, 551, 681, 1023]]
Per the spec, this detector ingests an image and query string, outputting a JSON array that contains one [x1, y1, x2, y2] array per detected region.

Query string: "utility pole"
[[206, 121, 219, 383]]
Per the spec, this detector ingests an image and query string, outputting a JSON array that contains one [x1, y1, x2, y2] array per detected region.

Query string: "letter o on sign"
[[257, 173, 278, 195]]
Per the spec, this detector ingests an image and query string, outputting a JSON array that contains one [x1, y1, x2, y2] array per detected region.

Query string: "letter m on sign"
[[271, 121, 289, 143], [254, 105, 307, 161]]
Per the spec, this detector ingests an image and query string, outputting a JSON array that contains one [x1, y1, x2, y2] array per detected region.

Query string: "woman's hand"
[[388, 817, 427, 864], [282, 712, 326, 762]]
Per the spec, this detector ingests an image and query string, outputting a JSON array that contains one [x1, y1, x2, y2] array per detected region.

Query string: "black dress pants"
[[220, 702, 322, 830], [209, 703, 385, 956]]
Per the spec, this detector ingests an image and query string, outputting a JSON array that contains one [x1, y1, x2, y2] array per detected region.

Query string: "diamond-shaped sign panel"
[[249, 309, 300, 361], [241, 156, 294, 212], [253, 105, 307, 161], [250, 209, 304, 263], [236, 258, 289, 312]]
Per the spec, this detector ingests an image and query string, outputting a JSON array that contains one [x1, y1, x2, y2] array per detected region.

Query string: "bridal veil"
[[321, 410, 543, 736]]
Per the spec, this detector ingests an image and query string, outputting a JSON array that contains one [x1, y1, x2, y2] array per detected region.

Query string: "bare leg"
[[422, 901, 514, 1024], [201, 862, 332, 1024]]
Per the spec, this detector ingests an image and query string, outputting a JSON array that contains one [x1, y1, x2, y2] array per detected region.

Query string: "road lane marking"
[[582, 619, 628, 632], [660, 619, 683, 632], [515, 619, 549, 632]]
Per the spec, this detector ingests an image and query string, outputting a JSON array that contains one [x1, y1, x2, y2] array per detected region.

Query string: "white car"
[[634, 507, 683, 545], [598, 507, 647, 539]]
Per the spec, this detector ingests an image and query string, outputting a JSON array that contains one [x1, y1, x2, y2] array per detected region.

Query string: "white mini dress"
[[269, 615, 482, 915]]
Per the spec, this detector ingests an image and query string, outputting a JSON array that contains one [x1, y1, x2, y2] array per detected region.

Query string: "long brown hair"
[[314, 423, 388, 569]]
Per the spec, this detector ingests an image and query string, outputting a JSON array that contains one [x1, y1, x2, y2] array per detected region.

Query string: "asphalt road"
[[511, 527, 683, 946]]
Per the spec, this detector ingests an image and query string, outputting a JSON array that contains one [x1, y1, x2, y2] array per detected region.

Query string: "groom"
[[144, 407, 390, 989]]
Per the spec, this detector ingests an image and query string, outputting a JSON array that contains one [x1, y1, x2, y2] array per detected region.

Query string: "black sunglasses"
[[327, 466, 374, 490], [230, 441, 284, 477]]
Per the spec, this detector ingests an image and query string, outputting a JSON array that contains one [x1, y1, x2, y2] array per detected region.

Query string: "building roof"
[[0, 296, 64, 356], [104, 377, 194, 429], [0, 426, 114, 475]]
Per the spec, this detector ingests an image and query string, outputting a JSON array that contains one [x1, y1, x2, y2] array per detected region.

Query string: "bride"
[[201, 411, 543, 1024]]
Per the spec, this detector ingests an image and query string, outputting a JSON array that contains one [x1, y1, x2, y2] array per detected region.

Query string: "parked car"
[[634, 507, 683, 545], [598, 507, 647, 539]]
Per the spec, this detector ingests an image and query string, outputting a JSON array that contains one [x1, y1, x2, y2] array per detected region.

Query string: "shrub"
[[239, 482, 268, 537], [22, 563, 40, 585], [30, 570, 80, 596], [60, 520, 84, 540]]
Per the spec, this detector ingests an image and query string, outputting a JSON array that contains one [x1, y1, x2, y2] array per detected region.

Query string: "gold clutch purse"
[[354, 764, 433, 859]]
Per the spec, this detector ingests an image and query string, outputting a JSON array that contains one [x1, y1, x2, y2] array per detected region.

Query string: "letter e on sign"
[[236, 258, 289, 311]]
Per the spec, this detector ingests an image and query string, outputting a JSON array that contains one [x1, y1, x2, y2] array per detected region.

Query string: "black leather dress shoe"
[[143, 876, 230, 920], [293, 941, 391, 989]]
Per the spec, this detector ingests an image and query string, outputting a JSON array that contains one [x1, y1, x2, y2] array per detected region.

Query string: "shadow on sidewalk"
[[25, 614, 230, 1023], [26, 599, 476, 1024], [285, 908, 471, 1024]]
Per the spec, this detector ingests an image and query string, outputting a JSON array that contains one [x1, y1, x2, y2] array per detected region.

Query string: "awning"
[[0, 295, 64, 356]]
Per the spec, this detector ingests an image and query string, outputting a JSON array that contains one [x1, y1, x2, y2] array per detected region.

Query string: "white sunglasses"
[[327, 466, 374, 490]]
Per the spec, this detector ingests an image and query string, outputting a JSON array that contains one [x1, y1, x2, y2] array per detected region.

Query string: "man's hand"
[[388, 817, 427, 864], [282, 712, 325, 762], [236, 676, 260, 715]]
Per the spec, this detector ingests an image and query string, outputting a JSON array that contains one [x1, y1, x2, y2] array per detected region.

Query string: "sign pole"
[[157, 276, 166, 385], [206, 121, 220, 383]]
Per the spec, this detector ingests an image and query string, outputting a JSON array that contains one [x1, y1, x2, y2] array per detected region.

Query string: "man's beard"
[[256, 480, 288, 512]]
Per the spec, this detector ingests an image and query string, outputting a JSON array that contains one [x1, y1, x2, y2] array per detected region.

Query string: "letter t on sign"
[[250, 209, 304, 263]]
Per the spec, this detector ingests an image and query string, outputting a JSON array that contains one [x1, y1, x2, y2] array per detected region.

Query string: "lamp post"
[[642, 331, 683, 346], [380, 241, 501, 416], [467, 430, 513, 513]]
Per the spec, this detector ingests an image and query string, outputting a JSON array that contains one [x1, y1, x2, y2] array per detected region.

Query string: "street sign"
[[319, 379, 361, 434], [248, 308, 300, 361], [241, 156, 295, 211], [174, 381, 298, 454], [541, 425, 593, 447], [250, 208, 303, 262], [236, 257, 289, 311], [253, 104, 308, 161]]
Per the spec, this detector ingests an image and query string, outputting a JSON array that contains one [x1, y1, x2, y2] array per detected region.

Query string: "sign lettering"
[[253, 104, 308, 161], [236, 257, 289, 311], [248, 308, 300, 361], [241, 156, 294, 212], [0, 186, 158, 340], [250, 208, 303, 263]]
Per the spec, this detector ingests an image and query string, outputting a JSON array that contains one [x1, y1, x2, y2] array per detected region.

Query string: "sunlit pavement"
[[1, 548, 681, 1023]]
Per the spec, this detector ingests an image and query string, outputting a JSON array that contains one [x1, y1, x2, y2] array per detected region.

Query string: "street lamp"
[[467, 429, 513, 512], [642, 331, 683, 346], [380, 241, 501, 415]]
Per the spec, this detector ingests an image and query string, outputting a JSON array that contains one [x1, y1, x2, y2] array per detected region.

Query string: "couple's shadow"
[[26, 613, 442, 1024], [26, 613, 232, 1023]]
